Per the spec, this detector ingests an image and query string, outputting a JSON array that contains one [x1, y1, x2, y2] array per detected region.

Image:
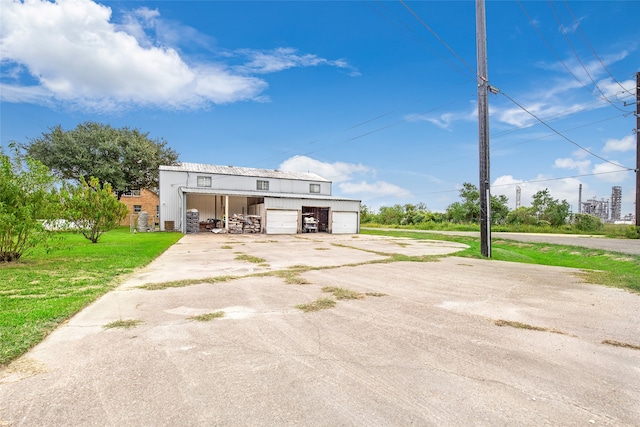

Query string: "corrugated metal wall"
[[159, 170, 187, 231], [184, 173, 331, 195], [264, 197, 359, 213]]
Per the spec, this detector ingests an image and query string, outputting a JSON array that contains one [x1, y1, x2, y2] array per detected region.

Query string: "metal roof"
[[180, 187, 360, 203], [160, 162, 330, 183]]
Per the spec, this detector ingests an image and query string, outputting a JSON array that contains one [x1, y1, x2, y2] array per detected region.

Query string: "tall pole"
[[635, 71, 640, 227], [476, 0, 491, 257]]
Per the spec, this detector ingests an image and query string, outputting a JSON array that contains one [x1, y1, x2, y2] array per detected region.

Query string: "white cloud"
[[603, 135, 635, 152], [553, 157, 591, 174], [405, 101, 476, 130], [0, 0, 357, 112], [236, 47, 358, 76], [494, 101, 588, 128], [279, 155, 410, 199], [279, 155, 370, 183], [596, 76, 635, 100], [419, 113, 456, 129], [492, 174, 585, 210], [489, 50, 633, 129], [592, 161, 630, 183], [339, 181, 411, 197]]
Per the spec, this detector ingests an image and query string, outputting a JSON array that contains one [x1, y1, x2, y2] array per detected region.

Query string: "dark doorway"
[[302, 206, 329, 232]]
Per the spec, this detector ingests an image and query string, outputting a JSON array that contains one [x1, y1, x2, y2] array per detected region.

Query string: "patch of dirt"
[[0, 358, 48, 384]]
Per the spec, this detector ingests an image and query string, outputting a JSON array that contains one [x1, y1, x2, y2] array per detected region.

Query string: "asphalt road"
[[364, 228, 640, 255], [1, 234, 639, 426]]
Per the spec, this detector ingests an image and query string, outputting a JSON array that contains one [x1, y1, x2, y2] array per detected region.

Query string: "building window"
[[197, 176, 212, 187], [133, 205, 142, 213], [310, 184, 321, 194], [257, 180, 269, 190], [122, 188, 141, 197], [156, 205, 160, 216]]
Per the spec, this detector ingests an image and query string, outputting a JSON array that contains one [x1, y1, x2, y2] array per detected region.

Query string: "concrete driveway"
[[1, 234, 639, 426]]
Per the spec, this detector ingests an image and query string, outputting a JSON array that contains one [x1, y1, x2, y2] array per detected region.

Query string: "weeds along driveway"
[[1, 234, 639, 426]]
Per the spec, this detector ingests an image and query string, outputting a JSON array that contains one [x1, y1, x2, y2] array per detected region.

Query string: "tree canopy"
[[445, 182, 509, 225], [21, 122, 179, 199]]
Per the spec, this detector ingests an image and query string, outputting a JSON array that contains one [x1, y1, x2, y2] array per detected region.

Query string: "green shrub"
[[625, 226, 640, 239], [570, 214, 603, 232]]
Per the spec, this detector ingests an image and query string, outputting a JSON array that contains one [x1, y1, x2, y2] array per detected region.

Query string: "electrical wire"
[[562, 0, 632, 95], [366, 1, 470, 79], [546, 0, 627, 112], [498, 90, 633, 170], [363, 169, 631, 202], [398, 0, 477, 80], [517, 0, 629, 113]]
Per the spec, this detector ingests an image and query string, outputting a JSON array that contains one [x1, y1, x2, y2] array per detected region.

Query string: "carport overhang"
[[178, 187, 360, 234]]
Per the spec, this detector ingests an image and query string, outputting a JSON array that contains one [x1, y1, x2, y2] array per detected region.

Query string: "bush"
[[0, 147, 60, 261], [62, 177, 128, 243], [625, 226, 640, 239], [570, 214, 603, 232]]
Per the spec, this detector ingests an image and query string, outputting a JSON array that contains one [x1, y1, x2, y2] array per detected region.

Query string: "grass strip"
[[189, 311, 225, 322], [0, 227, 181, 366], [235, 253, 267, 264], [140, 275, 234, 290], [361, 229, 640, 293], [364, 292, 388, 297], [104, 319, 143, 329], [322, 286, 363, 300], [602, 339, 640, 350], [295, 298, 336, 312], [494, 319, 567, 335]]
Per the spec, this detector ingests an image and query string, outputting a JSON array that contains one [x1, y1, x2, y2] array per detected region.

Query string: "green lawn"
[[361, 229, 640, 293], [0, 228, 182, 366]]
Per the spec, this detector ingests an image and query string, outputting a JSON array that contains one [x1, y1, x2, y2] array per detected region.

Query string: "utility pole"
[[476, 0, 491, 257], [635, 71, 640, 227]]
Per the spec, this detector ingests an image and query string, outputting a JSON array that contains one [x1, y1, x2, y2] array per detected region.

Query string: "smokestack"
[[578, 184, 582, 214]]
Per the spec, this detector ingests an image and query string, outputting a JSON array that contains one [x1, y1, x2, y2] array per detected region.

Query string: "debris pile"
[[227, 214, 262, 234]]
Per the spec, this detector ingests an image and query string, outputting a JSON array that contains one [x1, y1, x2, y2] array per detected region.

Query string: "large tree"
[[445, 182, 509, 224], [530, 189, 570, 227], [21, 122, 179, 199]]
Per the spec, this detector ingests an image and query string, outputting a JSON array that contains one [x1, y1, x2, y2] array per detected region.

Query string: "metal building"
[[581, 198, 609, 222], [159, 163, 361, 234]]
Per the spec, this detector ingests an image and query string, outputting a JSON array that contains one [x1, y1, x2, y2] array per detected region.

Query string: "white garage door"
[[266, 210, 298, 234], [332, 211, 358, 234]]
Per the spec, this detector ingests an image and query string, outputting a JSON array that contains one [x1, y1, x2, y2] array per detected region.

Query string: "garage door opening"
[[302, 207, 329, 232]]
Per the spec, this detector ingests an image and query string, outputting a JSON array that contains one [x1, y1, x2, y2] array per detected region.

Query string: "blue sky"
[[1, 1, 639, 216]]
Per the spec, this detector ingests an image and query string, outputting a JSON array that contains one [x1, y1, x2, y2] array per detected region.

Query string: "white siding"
[[263, 197, 359, 212], [266, 210, 298, 234], [159, 170, 188, 231], [332, 212, 359, 234], [184, 173, 330, 196]]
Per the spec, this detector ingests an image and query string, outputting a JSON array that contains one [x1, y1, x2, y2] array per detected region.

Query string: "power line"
[[366, 1, 471, 79], [398, 0, 477, 80], [561, 0, 631, 95], [546, 0, 627, 112], [498, 89, 634, 170], [364, 169, 632, 202], [517, 0, 630, 113]]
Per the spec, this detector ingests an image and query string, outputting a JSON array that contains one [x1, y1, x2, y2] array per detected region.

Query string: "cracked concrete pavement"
[[1, 233, 639, 426]]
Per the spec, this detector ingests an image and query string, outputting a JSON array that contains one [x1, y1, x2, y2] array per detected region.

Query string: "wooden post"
[[477, 0, 491, 257]]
